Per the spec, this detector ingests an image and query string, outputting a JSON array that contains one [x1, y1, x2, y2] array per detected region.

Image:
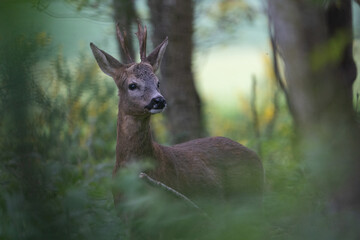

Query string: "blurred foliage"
[[34, 0, 256, 50], [311, 30, 350, 71], [195, 0, 256, 48], [0, 34, 123, 240], [1, 1, 360, 240]]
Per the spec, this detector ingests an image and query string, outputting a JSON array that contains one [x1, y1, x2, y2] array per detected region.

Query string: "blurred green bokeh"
[[1, 1, 360, 240]]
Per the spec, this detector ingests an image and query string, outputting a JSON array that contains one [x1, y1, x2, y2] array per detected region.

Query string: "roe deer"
[[90, 22, 263, 210]]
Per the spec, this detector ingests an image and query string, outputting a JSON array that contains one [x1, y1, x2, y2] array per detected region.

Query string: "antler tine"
[[116, 23, 133, 63], [135, 20, 147, 62]]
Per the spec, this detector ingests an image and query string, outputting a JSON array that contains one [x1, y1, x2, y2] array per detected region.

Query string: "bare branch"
[[269, 34, 286, 94], [250, 76, 261, 156], [135, 20, 147, 62], [267, 15, 297, 120], [116, 23, 133, 63], [139, 172, 208, 217]]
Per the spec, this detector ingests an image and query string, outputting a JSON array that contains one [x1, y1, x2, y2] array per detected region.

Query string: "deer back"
[[150, 136, 264, 201]]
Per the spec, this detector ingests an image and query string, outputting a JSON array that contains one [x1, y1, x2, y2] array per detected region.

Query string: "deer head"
[[90, 22, 168, 116]]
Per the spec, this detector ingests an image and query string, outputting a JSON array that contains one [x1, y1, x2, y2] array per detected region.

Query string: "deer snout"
[[153, 96, 166, 108], [145, 96, 167, 114]]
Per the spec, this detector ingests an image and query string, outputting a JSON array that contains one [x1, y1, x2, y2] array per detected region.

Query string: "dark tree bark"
[[112, 0, 137, 63], [147, 0, 205, 144], [268, 0, 359, 214]]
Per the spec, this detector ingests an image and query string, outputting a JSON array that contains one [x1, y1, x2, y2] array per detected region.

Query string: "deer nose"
[[152, 96, 167, 109], [145, 96, 167, 111]]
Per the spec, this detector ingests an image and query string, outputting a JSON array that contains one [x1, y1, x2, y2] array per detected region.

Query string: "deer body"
[[115, 112, 263, 200], [90, 23, 263, 208]]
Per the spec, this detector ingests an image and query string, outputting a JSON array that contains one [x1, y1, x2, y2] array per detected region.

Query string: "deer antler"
[[116, 23, 133, 63], [135, 20, 147, 62]]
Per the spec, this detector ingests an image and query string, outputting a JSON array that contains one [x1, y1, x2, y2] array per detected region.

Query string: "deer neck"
[[114, 108, 155, 173]]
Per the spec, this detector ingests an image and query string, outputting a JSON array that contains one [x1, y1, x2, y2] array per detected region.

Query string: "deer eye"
[[128, 83, 137, 90], [157, 82, 160, 88]]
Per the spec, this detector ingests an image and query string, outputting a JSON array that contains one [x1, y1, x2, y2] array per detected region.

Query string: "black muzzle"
[[145, 96, 167, 110]]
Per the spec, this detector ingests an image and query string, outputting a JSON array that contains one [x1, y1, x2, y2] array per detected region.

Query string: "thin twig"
[[139, 172, 208, 217], [265, 89, 280, 138], [268, 13, 297, 121], [269, 33, 286, 93], [250, 76, 262, 156]]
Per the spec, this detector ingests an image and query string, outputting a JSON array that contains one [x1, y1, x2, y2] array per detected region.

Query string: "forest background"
[[1, 0, 360, 239]]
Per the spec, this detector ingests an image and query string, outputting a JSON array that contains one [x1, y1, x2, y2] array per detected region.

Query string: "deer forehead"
[[126, 63, 157, 83]]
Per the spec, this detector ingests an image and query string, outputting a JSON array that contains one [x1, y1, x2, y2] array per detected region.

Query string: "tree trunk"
[[147, 0, 205, 144], [268, 0, 359, 213]]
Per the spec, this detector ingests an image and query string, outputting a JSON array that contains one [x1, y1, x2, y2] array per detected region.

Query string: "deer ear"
[[146, 37, 168, 72], [90, 42, 123, 77]]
